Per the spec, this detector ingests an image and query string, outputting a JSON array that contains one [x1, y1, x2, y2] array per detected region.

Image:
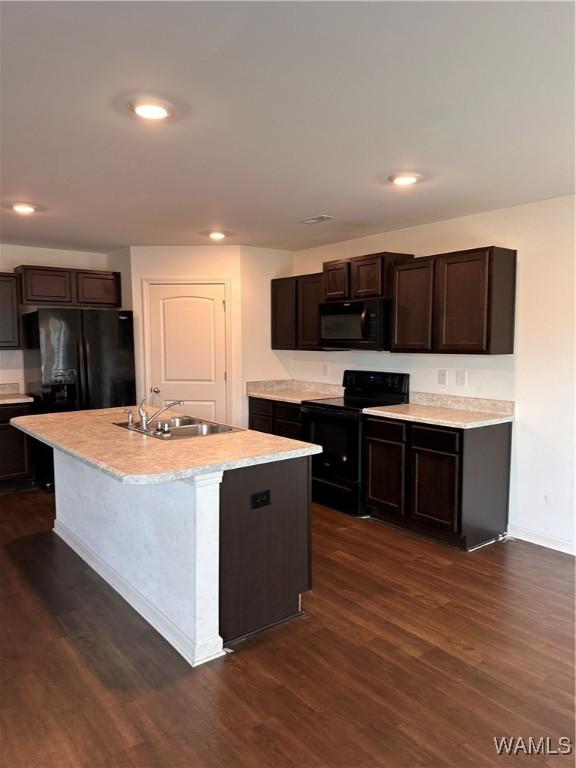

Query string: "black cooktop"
[[302, 370, 410, 413]]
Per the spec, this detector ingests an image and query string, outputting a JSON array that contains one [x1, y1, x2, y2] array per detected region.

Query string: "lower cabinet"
[[219, 457, 311, 643], [248, 397, 301, 439], [363, 416, 511, 549], [0, 404, 32, 484]]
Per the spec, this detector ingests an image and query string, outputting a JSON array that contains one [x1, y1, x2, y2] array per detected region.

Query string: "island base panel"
[[219, 457, 312, 643], [52, 449, 225, 667]]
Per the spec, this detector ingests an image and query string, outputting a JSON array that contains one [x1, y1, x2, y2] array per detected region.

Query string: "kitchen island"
[[11, 407, 322, 666]]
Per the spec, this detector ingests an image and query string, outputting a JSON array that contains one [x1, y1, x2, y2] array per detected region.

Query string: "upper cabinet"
[[0, 273, 21, 349], [76, 271, 121, 306], [350, 252, 413, 300], [391, 259, 435, 351], [271, 274, 323, 350], [16, 265, 121, 307], [271, 277, 297, 349], [323, 260, 350, 300], [297, 273, 323, 349], [391, 247, 516, 354]]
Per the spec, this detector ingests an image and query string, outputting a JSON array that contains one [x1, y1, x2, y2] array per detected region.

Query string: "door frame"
[[141, 277, 233, 423]]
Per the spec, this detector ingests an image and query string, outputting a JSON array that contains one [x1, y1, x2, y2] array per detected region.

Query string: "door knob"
[[151, 387, 161, 394]]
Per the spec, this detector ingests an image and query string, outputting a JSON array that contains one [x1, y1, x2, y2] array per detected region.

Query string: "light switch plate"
[[456, 369, 467, 386], [438, 369, 448, 386]]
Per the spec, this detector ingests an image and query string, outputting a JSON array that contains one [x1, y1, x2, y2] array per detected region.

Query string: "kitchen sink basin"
[[114, 416, 242, 440]]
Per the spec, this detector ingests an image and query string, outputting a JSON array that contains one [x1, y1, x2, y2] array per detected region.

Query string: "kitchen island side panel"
[[52, 449, 225, 666]]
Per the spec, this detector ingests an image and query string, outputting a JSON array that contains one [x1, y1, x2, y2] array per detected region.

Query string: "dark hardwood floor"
[[0, 489, 574, 767]]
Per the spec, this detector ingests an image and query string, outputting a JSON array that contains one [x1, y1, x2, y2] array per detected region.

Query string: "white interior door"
[[148, 283, 227, 421]]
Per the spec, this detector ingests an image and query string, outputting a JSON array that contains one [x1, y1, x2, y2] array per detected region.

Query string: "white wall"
[[291, 195, 575, 553], [0, 243, 109, 390], [240, 246, 293, 422]]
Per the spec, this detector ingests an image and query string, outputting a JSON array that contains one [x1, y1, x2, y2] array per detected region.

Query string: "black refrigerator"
[[23, 308, 136, 487]]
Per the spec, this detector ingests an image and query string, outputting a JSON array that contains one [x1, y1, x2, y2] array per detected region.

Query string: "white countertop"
[[362, 404, 513, 429], [11, 407, 322, 484], [0, 393, 33, 405]]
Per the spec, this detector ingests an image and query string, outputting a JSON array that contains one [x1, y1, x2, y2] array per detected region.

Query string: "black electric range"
[[301, 370, 409, 515]]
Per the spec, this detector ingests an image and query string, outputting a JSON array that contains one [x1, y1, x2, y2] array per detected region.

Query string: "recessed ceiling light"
[[209, 231, 226, 241], [129, 99, 173, 121], [388, 173, 422, 186], [12, 203, 37, 215], [301, 214, 336, 225]]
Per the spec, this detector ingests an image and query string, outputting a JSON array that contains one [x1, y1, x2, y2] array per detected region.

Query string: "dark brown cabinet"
[[391, 258, 434, 351], [323, 260, 350, 300], [16, 265, 121, 307], [271, 277, 297, 349], [350, 252, 413, 300], [363, 416, 511, 550], [0, 404, 32, 484], [271, 274, 323, 351], [434, 247, 516, 354], [297, 273, 323, 349], [391, 247, 516, 354], [364, 417, 406, 519], [76, 271, 121, 306], [219, 457, 311, 643], [18, 266, 74, 304], [0, 273, 21, 349], [249, 397, 301, 439]]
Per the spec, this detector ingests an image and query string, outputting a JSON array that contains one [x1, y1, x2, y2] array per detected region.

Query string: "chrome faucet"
[[138, 398, 184, 432]]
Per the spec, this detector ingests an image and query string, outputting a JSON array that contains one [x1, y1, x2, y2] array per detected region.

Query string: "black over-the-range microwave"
[[319, 298, 389, 350]]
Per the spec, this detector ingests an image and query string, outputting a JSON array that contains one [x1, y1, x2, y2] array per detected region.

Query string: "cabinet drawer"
[[411, 425, 460, 454], [275, 418, 301, 440], [364, 417, 406, 443], [0, 404, 32, 424], [248, 397, 274, 417], [275, 402, 301, 423]]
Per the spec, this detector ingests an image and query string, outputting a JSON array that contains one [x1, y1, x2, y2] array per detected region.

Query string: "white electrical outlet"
[[438, 369, 448, 386], [456, 369, 467, 386]]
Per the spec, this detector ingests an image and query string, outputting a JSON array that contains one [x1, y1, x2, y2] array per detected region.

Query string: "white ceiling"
[[0, 1, 573, 253]]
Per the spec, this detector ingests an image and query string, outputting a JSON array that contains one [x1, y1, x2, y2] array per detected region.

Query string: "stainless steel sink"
[[114, 416, 242, 440]]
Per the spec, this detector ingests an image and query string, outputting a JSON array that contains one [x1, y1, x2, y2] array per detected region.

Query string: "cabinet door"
[[76, 271, 121, 306], [363, 418, 406, 519], [271, 277, 297, 349], [365, 437, 406, 518], [19, 266, 74, 304], [391, 259, 434, 351], [323, 260, 350, 300], [350, 255, 383, 298], [297, 273, 323, 349], [434, 250, 490, 353], [410, 447, 459, 532], [0, 425, 31, 481], [0, 273, 20, 349]]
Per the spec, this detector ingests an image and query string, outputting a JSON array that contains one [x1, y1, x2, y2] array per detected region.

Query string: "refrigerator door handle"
[[77, 338, 89, 410]]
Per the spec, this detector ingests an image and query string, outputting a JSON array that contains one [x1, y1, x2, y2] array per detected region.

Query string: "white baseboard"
[[54, 520, 225, 667], [507, 524, 575, 556]]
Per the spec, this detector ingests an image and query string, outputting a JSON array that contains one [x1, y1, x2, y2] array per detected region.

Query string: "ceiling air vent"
[[301, 214, 336, 225]]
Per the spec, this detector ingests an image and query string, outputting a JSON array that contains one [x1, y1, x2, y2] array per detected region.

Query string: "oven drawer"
[[411, 425, 460, 454], [364, 417, 406, 443]]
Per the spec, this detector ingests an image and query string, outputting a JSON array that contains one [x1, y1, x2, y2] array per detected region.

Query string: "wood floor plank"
[[1, 489, 574, 767]]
